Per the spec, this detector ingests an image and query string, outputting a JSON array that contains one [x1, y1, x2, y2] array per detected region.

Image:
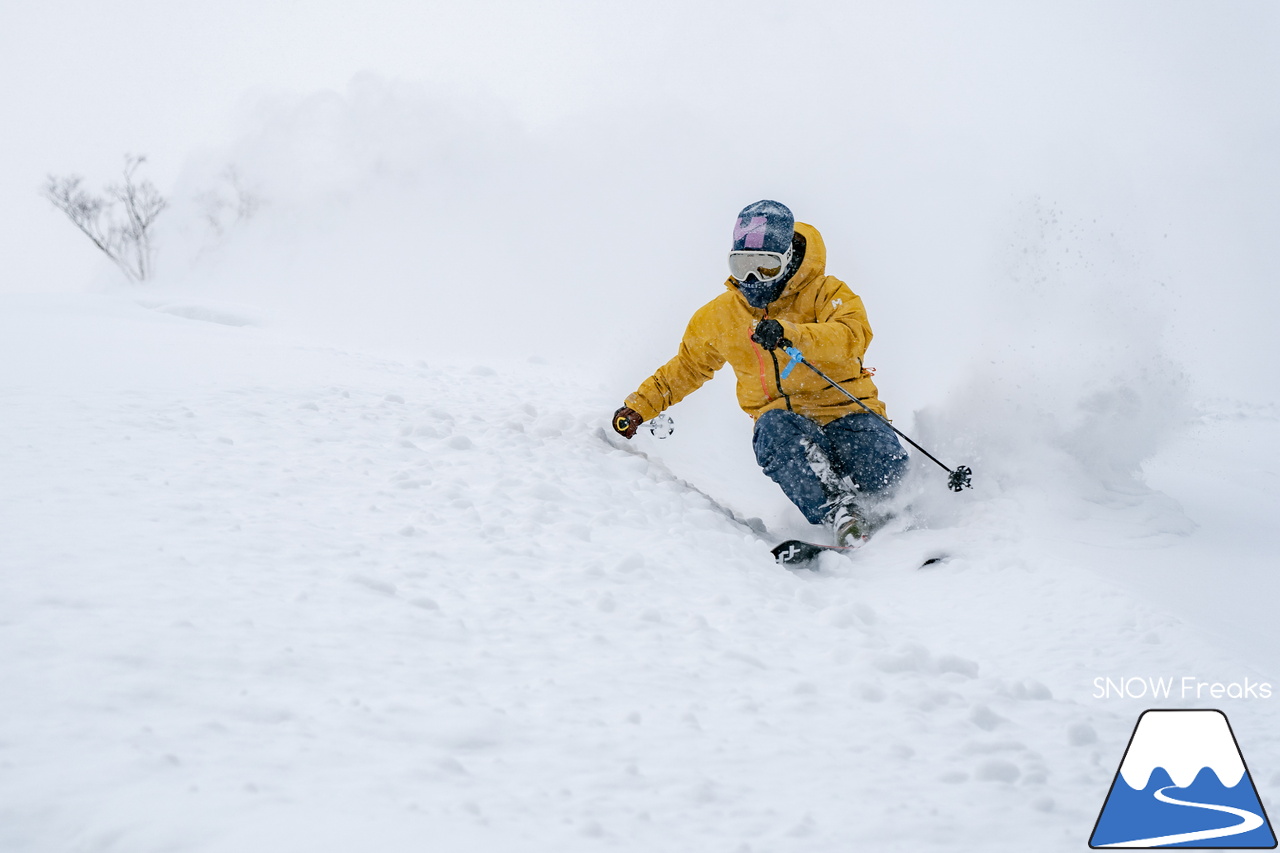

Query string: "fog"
[[3, 9, 1280, 846], [3, 1, 1277, 405]]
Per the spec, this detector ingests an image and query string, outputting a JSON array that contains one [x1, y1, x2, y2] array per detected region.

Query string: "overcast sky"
[[5, 1, 1275, 276], [2, 1, 1277, 403]]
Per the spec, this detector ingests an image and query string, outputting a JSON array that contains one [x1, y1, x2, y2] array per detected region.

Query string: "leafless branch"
[[199, 165, 262, 236], [42, 154, 167, 282]]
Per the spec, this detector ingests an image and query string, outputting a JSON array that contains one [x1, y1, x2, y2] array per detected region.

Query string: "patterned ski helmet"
[[731, 200, 794, 255]]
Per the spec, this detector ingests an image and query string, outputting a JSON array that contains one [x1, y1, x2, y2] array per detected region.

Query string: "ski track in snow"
[[2, 295, 1278, 852]]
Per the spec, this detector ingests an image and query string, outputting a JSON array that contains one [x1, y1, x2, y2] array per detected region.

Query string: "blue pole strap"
[[780, 345, 805, 379]]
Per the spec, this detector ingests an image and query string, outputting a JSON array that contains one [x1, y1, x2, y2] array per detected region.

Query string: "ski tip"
[[919, 553, 949, 569], [772, 539, 855, 568], [772, 540, 822, 567]]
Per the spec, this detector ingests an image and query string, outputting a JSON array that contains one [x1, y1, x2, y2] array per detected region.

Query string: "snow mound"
[[2, 294, 1277, 853]]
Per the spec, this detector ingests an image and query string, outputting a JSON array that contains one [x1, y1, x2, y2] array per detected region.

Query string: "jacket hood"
[[725, 221, 827, 307]]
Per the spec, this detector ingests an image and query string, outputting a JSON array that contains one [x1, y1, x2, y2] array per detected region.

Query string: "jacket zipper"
[[754, 308, 793, 412]]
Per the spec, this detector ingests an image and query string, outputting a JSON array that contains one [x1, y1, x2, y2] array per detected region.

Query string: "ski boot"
[[825, 499, 869, 548]]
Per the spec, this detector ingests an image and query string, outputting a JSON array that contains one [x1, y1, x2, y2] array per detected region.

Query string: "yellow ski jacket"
[[625, 221, 887, 426]]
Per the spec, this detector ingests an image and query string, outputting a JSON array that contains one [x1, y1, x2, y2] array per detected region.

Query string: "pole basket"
[[947, 465, 973, 492], [644, 413, 675, 440]]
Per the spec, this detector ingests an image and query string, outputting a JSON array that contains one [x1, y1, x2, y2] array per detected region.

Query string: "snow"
[[3, 6, 1279, 849], [2, 287, 1278, 852]]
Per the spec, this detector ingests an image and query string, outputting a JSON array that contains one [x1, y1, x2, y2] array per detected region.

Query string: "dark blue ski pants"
[[752, 409, 908, 524]]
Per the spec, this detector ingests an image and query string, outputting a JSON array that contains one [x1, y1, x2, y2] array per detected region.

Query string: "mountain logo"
[[1090, 709, 1277, 848]]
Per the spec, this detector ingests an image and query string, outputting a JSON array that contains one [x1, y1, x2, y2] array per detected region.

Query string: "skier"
[[612, 200, 908, 546]]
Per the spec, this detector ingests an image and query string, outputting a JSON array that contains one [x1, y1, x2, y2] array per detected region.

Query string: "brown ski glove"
[[612, 406, 644, 439]]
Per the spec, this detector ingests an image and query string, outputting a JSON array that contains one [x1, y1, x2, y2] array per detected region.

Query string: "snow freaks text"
[[1092, 676, 1273, 701]]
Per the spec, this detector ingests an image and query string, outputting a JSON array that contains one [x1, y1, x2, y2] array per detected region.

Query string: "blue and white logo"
[[1090, 709, 1277, 848]]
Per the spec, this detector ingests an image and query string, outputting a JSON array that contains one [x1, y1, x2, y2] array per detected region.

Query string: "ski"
[[772, 539, 950, 570], [602, 429, 947, 572], [771, 539, 861, 567]]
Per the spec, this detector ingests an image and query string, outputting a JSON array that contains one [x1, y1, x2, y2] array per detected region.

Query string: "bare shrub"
[[197, 165, 263, 237], [43, 154, 167, 282]]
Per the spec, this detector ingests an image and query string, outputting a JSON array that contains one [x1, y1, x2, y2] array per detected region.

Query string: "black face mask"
[[735, 232, 806, 309], [736, 275, 788, 309]]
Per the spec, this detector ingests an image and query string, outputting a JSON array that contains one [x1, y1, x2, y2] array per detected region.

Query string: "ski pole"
[[781, 346, 973, 492]]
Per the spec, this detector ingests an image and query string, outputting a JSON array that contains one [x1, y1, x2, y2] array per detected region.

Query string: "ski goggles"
[[728, 247, 792, 283]]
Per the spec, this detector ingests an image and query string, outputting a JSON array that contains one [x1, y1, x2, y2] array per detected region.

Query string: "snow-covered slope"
[[3, 293, 1278, 852]]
